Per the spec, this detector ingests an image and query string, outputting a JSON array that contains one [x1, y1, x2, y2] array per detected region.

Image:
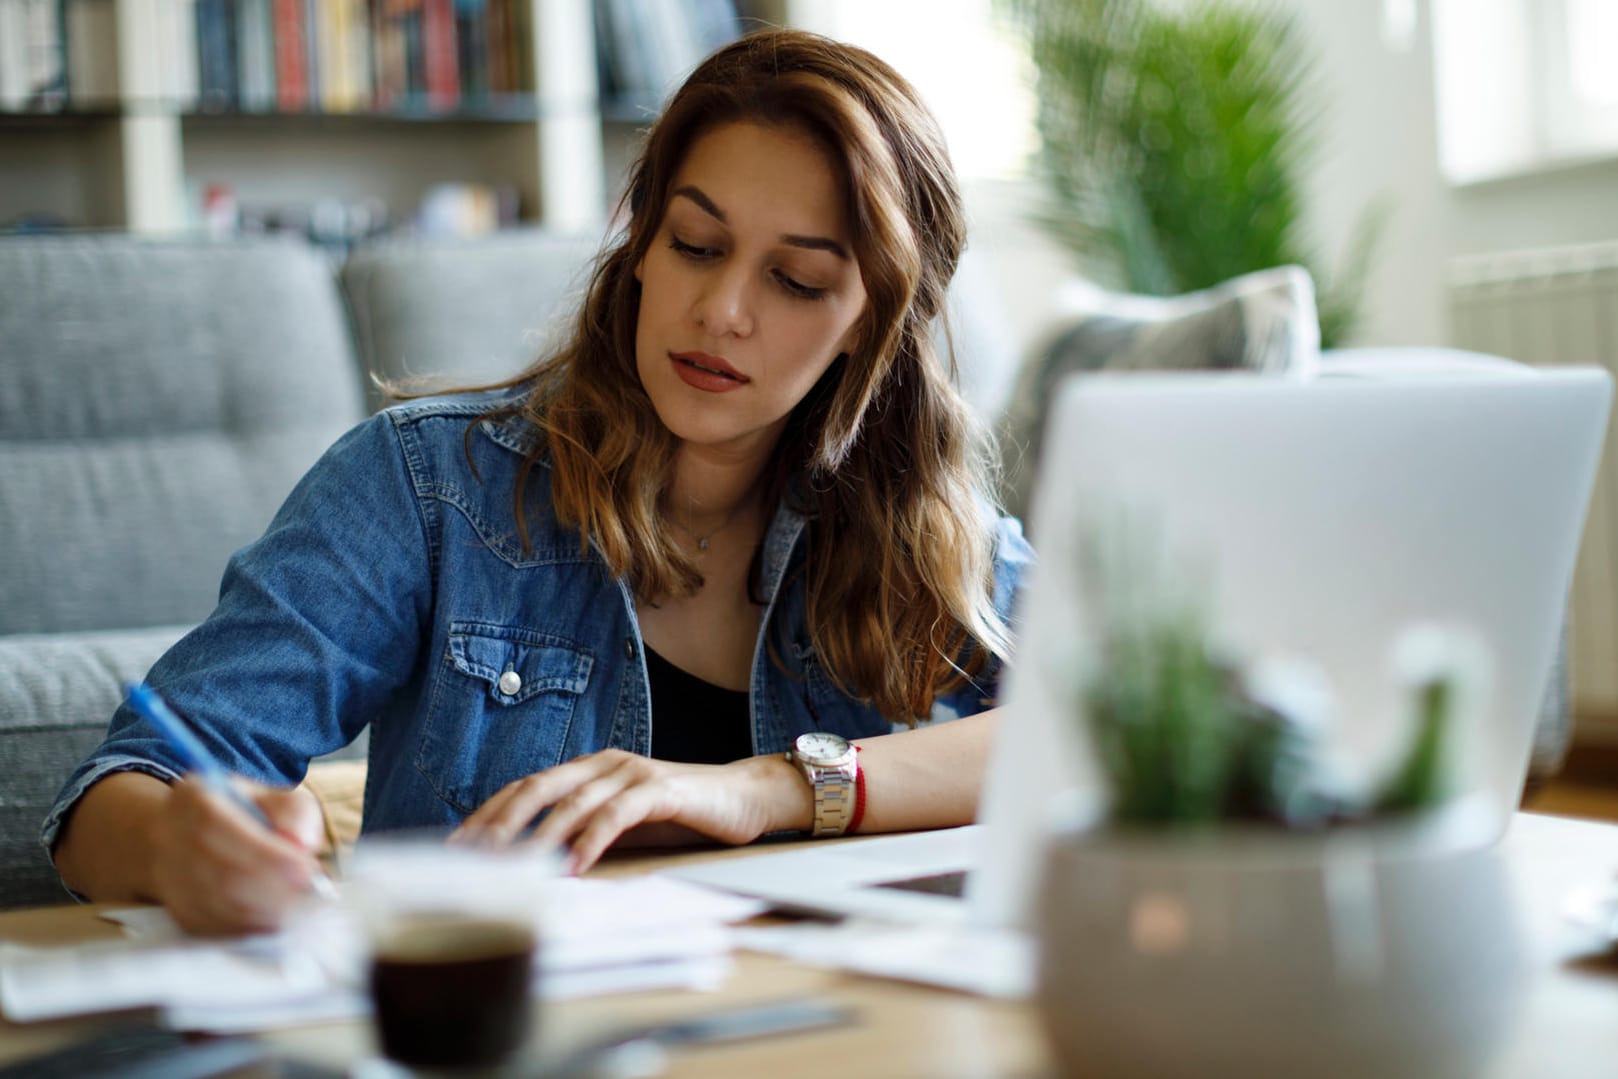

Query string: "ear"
[[633, 252, 645, 283]]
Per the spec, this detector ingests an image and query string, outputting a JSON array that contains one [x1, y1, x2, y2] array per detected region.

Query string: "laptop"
[[669, 368, 1613, 932]]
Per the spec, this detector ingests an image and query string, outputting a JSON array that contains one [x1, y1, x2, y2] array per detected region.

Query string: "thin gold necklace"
[[669, 496, 751, 551]]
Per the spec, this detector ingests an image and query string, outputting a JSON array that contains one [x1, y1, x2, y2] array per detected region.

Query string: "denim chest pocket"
[[416, 622, 594, 815]]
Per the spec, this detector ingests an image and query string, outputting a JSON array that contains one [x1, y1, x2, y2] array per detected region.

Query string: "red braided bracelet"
[[847, 745, 866, 833]]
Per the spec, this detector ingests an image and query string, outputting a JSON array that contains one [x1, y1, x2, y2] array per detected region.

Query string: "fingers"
[[453, 750, 640, 846], [563, 783, 672, 873], [451, 750, 683, 874], [526, 764, 648, 857], [452, 752, 773, 878], [152, 777, 321, 936]]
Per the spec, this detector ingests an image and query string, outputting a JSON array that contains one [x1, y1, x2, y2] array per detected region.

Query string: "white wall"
[[1280, 0, 1451, 347], [1450, 159, 1618, 257], [1282, 0, 1618, 347]]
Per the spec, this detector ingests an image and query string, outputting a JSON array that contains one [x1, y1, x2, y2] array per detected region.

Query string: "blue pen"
[[125, 682, 338, 901]]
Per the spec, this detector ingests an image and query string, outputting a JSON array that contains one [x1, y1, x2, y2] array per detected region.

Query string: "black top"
[[645, 645, 754, 764]]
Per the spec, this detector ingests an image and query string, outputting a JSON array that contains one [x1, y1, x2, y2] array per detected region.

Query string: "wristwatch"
[[786, 732, 859, 837]]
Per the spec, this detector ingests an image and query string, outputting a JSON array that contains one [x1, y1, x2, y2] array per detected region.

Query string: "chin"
[[661, 410, 784, 458], [645, 400, 731, 446]]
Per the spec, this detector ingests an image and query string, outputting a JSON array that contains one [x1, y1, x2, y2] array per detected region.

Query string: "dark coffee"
[[369, 914, 537, 1071]]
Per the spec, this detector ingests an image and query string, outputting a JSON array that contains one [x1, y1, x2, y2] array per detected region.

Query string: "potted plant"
[[1000, 0, 1387, 347], [1034, 533, 1524, 1078]]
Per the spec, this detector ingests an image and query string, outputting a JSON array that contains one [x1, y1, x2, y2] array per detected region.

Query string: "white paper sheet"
[[542, 875, 767, 938], [159, 955, 734, 1034], [0, 938, 328, 1023], [1, 875, 760, 1031]]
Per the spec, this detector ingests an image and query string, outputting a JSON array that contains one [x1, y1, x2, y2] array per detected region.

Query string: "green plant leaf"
[[1377, 678, 1452, 814], [1000, 0, 1386, 346]]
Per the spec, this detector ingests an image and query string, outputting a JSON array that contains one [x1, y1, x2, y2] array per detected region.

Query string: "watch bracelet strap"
[[810, 769, 855, 837], [789, 746, 860, 837]]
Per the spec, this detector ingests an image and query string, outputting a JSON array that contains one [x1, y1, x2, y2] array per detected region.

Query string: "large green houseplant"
[[1002, 0, 1386, 346]]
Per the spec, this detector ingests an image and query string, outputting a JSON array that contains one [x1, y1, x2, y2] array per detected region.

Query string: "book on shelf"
[[486, 0, 509, 94], [63, 0, 115, 108], [0, 0, 696, 119], [272, 0, 307, 109], [369, 0, 530, 113], [237, 0, 275, 111], [0, 0, 67, 111], [344, 0, 371, 109], [455, 0, 487, 101], [302, 0, 319, 103], [170, 0, 200, 108], [317, 0, 338, 109], [152, 0, 540, 115], [422, 0, 457, 110], [593, 0, 739, 115], [194, 0, 237, 110]]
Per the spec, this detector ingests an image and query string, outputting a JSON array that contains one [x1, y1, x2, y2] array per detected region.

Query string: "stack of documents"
[[0, 876, 764, 1034]]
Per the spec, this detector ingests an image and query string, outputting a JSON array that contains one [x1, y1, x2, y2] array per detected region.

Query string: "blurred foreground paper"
[[0, 876, 763, 1031]]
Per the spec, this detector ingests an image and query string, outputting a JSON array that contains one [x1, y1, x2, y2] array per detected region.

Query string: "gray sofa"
[[0, 231, 595, 909], [0, 231, 1574, 911]]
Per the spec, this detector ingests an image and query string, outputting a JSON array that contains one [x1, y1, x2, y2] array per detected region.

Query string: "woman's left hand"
[[450, 749, 811, 873]]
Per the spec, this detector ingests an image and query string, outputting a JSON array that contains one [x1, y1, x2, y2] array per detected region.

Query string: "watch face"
[[795, 732, 850, 763]]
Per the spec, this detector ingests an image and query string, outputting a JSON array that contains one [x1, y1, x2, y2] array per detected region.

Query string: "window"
[[1432, 0, 1618, 183], [1546, 0, 1618, 156], [783, 0, 1038, 180]]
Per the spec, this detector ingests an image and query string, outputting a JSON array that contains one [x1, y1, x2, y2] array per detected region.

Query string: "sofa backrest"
[[341, 228, 601, 408], [0, 235, 367, 635], [0, 235, 367, 909]]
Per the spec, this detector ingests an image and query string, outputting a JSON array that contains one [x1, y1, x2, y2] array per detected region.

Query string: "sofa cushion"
[[0, 235, 367, 635], [0, 625, 188, 909], [996, 265, 1320, 521], [0, 234, 368, 909], [341, 229, 600, 408], [0, 623, 370, 909], [0, 625, 190, 728]]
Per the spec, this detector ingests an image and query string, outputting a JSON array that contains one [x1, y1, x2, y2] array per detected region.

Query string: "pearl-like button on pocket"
[[498, 670, 522, 696]]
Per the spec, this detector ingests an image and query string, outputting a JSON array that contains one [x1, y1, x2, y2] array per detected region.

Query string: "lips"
[[669, 351, 750, 393]]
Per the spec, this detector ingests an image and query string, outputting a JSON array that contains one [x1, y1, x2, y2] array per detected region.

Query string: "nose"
[[692, 264, 754, 338]]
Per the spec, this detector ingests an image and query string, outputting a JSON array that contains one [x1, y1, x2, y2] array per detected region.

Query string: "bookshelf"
[[0, 0, 788, 238]]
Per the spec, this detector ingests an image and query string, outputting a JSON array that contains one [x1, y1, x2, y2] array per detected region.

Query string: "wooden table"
[[2, 813, 1617, 1078]]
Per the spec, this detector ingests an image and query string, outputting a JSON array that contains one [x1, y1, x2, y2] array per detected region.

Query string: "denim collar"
[[477, 410, 809, 604]]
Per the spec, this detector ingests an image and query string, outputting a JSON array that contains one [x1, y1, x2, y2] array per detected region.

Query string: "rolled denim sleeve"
[[41, 411, 434, 859]]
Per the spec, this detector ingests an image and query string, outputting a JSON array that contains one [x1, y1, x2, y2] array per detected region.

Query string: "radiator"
[[1449, 242, 1618, 735]]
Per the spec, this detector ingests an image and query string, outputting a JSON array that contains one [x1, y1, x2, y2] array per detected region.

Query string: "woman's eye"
[[669, 237, 718, 260], [668, 234, 827, 300], [775, 271, 827, 301]]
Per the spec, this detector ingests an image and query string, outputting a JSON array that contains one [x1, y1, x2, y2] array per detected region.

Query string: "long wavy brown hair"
[[477, 29, 1011, 722]]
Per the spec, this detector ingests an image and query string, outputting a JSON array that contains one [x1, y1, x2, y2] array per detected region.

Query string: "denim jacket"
[[44, 388, 1033, 848]]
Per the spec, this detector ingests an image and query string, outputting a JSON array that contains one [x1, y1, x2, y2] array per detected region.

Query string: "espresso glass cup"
[[345, 835, 557, 1075]]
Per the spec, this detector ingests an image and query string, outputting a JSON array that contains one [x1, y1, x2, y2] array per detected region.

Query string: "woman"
[[48, 29, 1032, 935]]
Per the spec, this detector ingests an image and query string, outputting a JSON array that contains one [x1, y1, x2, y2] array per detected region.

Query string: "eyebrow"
[[671, 185, 851, 261]]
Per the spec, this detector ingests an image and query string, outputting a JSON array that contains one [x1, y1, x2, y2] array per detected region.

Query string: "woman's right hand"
[[146, 775, 326, 936]]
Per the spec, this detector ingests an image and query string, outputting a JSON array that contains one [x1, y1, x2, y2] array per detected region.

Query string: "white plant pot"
[[1034, 798, 1523, 1078]]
